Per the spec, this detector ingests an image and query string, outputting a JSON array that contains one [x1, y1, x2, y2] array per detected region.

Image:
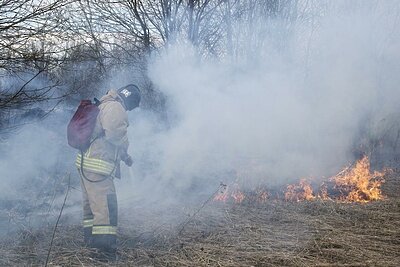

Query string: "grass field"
[[1, 172, 399, 266]]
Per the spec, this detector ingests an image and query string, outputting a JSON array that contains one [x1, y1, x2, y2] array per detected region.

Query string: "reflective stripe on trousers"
[[83, 218, 94, 228], [92, 225, 117, 235]]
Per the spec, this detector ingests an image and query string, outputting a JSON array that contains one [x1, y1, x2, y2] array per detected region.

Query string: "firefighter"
[[76, 84, 141, 261]]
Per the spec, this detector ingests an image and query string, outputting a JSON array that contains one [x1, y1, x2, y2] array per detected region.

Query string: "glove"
[[123, 155, 133, 167]]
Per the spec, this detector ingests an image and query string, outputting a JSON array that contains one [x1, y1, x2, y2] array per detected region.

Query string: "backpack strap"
[[94, 97, 101, 106], [79, 97, 116, 183]]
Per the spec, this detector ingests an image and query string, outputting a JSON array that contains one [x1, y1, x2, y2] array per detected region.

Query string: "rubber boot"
[[83, 227, 93, 246], [91, 234, 117, 262]]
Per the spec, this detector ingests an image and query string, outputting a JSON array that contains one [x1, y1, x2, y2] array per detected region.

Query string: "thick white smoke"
[[121, 0, 400, 200], [0, 0, 399, 222]]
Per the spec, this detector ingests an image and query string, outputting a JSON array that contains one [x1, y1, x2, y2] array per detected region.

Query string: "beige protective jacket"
[[76, 89, 129, 177]]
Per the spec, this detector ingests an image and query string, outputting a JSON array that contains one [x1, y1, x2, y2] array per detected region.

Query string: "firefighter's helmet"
[[118, 84, 141, 111]]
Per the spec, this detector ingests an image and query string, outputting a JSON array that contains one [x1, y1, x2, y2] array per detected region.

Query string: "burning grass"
[[0, 157, 398, 266], [1, 198, 399, 266], [215, 156, 389, 204]]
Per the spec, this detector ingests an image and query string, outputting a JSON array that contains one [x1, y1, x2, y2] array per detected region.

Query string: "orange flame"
[[317, 183, 330, 200], [230, 183, 244, 203], [284, 178, 315, 202], [330, 156, 386, 202], [214, 183, 246, 203], [214, 186, 229, 202], [214, 156, 387, 204], [256, 189, 269, 203]]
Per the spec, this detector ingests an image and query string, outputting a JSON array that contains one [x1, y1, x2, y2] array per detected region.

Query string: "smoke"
[[1, 0, 400, 232], [121, 0, 400, 200], [0, 111, 80, 236]]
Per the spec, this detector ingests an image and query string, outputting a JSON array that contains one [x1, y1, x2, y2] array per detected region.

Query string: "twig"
[[178, 182, 226, 235], [45, 174, 71, 267]]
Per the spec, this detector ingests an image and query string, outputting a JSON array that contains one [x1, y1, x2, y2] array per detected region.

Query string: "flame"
[[256, 189, 269, 203], [213, 185, 269, 204], [214, 186, 229, 202], [330, 156, 386, 202], [214, 183, 246, 203], [230, 183, 245, 203], [213, 156, 387, 204], [317, 183, 330, 200], [284, 178, 315, 202]]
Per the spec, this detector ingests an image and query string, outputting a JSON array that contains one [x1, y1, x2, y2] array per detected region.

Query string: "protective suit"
[[76, 86, 140, 261]]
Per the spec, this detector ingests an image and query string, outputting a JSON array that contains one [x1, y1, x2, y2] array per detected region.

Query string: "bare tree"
[[0, 0, 75, 134], [0, 0, 320, 135]]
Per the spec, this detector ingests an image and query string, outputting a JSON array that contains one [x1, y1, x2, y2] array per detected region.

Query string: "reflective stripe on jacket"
[[75, 152, 115, 176]]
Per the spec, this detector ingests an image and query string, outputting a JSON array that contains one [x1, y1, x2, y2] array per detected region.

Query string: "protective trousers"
[[79, 169, 118, 258]]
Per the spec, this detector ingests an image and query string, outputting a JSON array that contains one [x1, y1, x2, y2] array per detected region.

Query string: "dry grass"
[[1, 199, 399, 266], [1, 174, 399, 267]]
